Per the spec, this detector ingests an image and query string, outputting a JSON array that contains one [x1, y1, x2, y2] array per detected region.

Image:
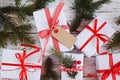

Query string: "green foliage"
[[67, 71, 78, 79], [60, 55, 74, 68], [107, 31, 120, 50], [42, 57, 58, 80], [71, 0, 111, 31], [50, 48, 78, 79], [0, 12, 34, 47], [116, 16, 120, 26], [34, 0, 54, 10], [0, 0, 54, 48]]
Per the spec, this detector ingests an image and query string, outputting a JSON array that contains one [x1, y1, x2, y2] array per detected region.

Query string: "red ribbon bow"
[[97, 54, 120, 80], [80, 19, 110, 55], [2, 44, 42, 80], [15, 50, 28, 80], [38, 2, 69, 62]]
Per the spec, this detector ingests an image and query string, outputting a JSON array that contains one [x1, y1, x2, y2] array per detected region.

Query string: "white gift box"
[[33, 2, 73, 52], [96, 53, 120, 80], [1, 49, 42, 80], [61, 53, 84, 80], [75, 16, 115, 57]]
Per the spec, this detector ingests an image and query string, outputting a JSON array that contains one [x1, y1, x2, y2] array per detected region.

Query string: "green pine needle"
[[67, 71, 78, 79], [71, 0, 111, 31], [50, 48, 78, 78], [107, 31, 120, 50], [0, 0, 54, 47]]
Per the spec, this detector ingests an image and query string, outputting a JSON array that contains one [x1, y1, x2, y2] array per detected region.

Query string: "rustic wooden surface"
[[0, 0, 120, 80]]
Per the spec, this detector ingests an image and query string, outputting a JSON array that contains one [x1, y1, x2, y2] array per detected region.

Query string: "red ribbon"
[[79, 19, 110, 55], [38, 2, 69, 62], [2, 44, 42, 80], [97, 54, 120, 80]]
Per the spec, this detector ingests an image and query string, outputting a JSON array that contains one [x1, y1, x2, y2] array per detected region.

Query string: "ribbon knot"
[[15, 50, 28, 80], [80, 19, 110, 55], [37, 2, 69, 63]]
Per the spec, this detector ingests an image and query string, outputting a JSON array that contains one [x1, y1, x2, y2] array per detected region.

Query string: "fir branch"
[[67, 71, 78, 78], [0, 31, 8, 47], [61, 55, 74, 68], [107, 31, 120, 50], [0, 11, 34, 47], [71, 0, 111, 31], [20, 4, 35, 16], [116, 16, 120, 26], [0, 6, 18, 14], [34, 0, 54, 10], [0, 0, 54, 47], [15, 0, 21, 7], [50, 48, 78, 79]]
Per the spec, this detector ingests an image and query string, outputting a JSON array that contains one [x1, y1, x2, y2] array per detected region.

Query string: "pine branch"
[[107, 31, 120, 50], [116, 16, 120, 25], [0, 31, 8, 47], [71, 0, 111, 31], [0, 0, 54, 47], [50, 48, 78, 78], [34, 0, 54, 10], [0, 6, 18, 14], [0, 12, 34, 47]]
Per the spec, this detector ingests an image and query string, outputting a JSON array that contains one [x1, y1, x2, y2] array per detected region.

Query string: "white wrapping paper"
[[33, 4, 73, 52], [75, 16, 115, 57], [96, 53, 120, 80], [61, 53, 84, 80], [1, 49, 42, 80]]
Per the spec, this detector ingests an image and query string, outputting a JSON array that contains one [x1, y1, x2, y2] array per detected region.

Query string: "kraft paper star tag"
[[52, 26, 77, 48]]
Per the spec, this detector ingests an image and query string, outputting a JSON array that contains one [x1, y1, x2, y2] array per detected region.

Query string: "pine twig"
[[71, 0, 111, 31], [50, 48, 78, 79], [107, 31, 120, 50]]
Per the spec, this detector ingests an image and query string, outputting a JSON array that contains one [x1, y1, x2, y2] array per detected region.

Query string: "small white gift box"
[[1, 49, 42, 80], [61, 53, 84, 80], [96, 53, 120, 80], [75, 16, 115, 57], [33, 2, 73, 52]]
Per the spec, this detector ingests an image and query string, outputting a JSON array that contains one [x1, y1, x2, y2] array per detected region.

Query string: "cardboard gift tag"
[[52, 26, 77, 48]]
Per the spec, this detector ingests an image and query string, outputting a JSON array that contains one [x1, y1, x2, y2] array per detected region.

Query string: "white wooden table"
[[0, 0, 120, 80]]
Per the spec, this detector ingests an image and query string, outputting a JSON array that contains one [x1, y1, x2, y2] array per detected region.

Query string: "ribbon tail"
[[38, 35, 50, 63], [101, 72, 111, 80]]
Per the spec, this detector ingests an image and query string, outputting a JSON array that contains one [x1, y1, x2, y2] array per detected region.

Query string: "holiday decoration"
[[51, 48, 83, 80], [96, 53, 120, 80], [0, 0, 54, 48], [1, 44, 42, 80], [33, 2, 73, 53], [71, 0, 111, 31], [61, 53, 83, 80], [42, 56, 59, 80], [75, 16, 115, 57]]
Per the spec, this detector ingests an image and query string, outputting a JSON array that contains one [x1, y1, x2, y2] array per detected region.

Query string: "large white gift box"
[[33, 2, 73, 52], [61, 53, 84, 80], [75, 16, 115, 57], [96, 53, 120, 80], [1, 49, 42, 80]]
